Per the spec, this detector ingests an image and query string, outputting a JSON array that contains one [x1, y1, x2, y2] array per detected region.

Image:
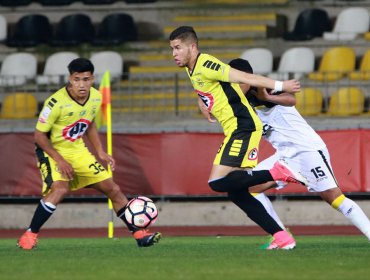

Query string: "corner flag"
[[97, 71, 111, 129]]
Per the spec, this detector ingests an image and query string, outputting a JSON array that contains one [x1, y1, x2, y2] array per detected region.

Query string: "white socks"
[[253, 192, 370, 241], [332, 195, 370, 241]]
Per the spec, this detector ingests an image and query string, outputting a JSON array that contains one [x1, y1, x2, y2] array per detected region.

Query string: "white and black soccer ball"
[[124, 196, 158, 228]]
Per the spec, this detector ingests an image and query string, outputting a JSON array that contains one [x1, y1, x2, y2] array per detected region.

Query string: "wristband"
[[274, 81, 283, 92]]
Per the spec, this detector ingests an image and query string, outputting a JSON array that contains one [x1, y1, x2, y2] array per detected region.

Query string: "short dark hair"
[[229, 58, 257, 96], [67, 58, 94, 75], [169, 26, 198, 45], [229, 58, 253, 74]]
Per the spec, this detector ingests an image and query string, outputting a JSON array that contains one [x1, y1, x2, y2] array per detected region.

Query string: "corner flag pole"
[[107, 102, 114, 238], [98, 71, 114, 239], [106, 94, 114, 239]]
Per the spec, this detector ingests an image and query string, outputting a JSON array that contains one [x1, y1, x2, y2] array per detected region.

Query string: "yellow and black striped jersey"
[[186, 53, 262, 136], [36, 86, 102, 155]]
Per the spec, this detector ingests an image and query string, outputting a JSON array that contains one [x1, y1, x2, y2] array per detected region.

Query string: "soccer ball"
[[124, 196, 158, 228]]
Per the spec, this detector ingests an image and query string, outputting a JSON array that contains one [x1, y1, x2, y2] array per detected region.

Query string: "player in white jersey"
[[229, 58, 370, 242]]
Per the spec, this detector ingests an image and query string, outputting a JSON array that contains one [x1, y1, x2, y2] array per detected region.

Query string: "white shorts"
[[255, 149, 338, 192]]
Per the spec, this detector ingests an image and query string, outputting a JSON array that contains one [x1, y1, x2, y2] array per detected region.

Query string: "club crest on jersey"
[[62, 119, 91, 142], [248, 148, 258, 160]]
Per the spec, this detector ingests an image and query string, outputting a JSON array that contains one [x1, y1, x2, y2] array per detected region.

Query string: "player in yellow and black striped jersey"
[[185, 52, 263, 169], [170, 26, 304, 249], [17, 58, 161, 250]]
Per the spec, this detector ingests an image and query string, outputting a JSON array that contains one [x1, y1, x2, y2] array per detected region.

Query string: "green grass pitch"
[[0, 236, 369, 280]]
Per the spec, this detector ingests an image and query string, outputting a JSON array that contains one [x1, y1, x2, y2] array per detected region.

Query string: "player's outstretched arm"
[[229, 68, 300, 93], [34, 129, 74, 180], [253, 88, 296, 106], [86, 122, 115, 171]]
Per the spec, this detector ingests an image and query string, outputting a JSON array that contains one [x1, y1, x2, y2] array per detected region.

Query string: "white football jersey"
[[256, 105, 326, 157]]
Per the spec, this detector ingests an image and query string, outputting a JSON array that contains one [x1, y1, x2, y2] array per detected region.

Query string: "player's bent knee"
[[50, 182, 69, 196], [209, 178, 228, 192]]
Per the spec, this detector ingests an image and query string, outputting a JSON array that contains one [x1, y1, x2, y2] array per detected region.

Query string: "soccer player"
[[228, 58, 370, 243], [17, 58, 161, 250], [169, 26, 307, 249]]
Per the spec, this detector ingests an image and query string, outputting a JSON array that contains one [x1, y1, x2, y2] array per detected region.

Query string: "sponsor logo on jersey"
[[248, 148, 258, 160], [62, 119, 91, 142], [196, 90, 214, 111]]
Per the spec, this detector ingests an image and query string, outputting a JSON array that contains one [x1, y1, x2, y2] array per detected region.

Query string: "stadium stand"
[[51, 14, 95, 46], [268, 47, 315, 80], [295, 88, 324, 116], [6, 14, 53, 48], [240, 48, 273, 75], [92, 13, 137, 46], [38, 0, 75, 5], [0, 15, 7, 42], [0, 0, 31, 6], [0, 53, 37, 86], [36, 52, 79, 85], [323, 7, 370, 41], [327, 87, 365, 116], [349, 48, 370, 80], [0, 92, 38, 119], [283, 8, 332, 41], [0, 0, 368, 124], [82, 0, 117, 4], [308, 46, 356, 82], [90, 51, 123, 82]]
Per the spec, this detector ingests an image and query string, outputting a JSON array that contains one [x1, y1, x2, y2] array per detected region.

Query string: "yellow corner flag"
[[98, 71, 114, 238]]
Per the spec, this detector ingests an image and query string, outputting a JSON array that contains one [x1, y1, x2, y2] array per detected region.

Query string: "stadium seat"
[[51, 14, 95, 46], [82, 0, 116, 4], [323, 7, 370, 41], [327, 87, 365, 116], [349, 49, 370, 81], [0, 92, 38, 119], [0, 0, 31, 6], [283, 8, 331, 41], [39, 0, 75, 5], [268, 47, 315, 80], [295, 88, 324, 116], [308, 47, 355, 82], [36, 52, 79, 85], [90, 51, 123, 82], [0, 53, 37, 86], [125, 0, 158, 3], [0, 15, 7, 42], [92, 13, 137, 46], [6, 14, 53, 47], [240, 48, 273, 75]]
